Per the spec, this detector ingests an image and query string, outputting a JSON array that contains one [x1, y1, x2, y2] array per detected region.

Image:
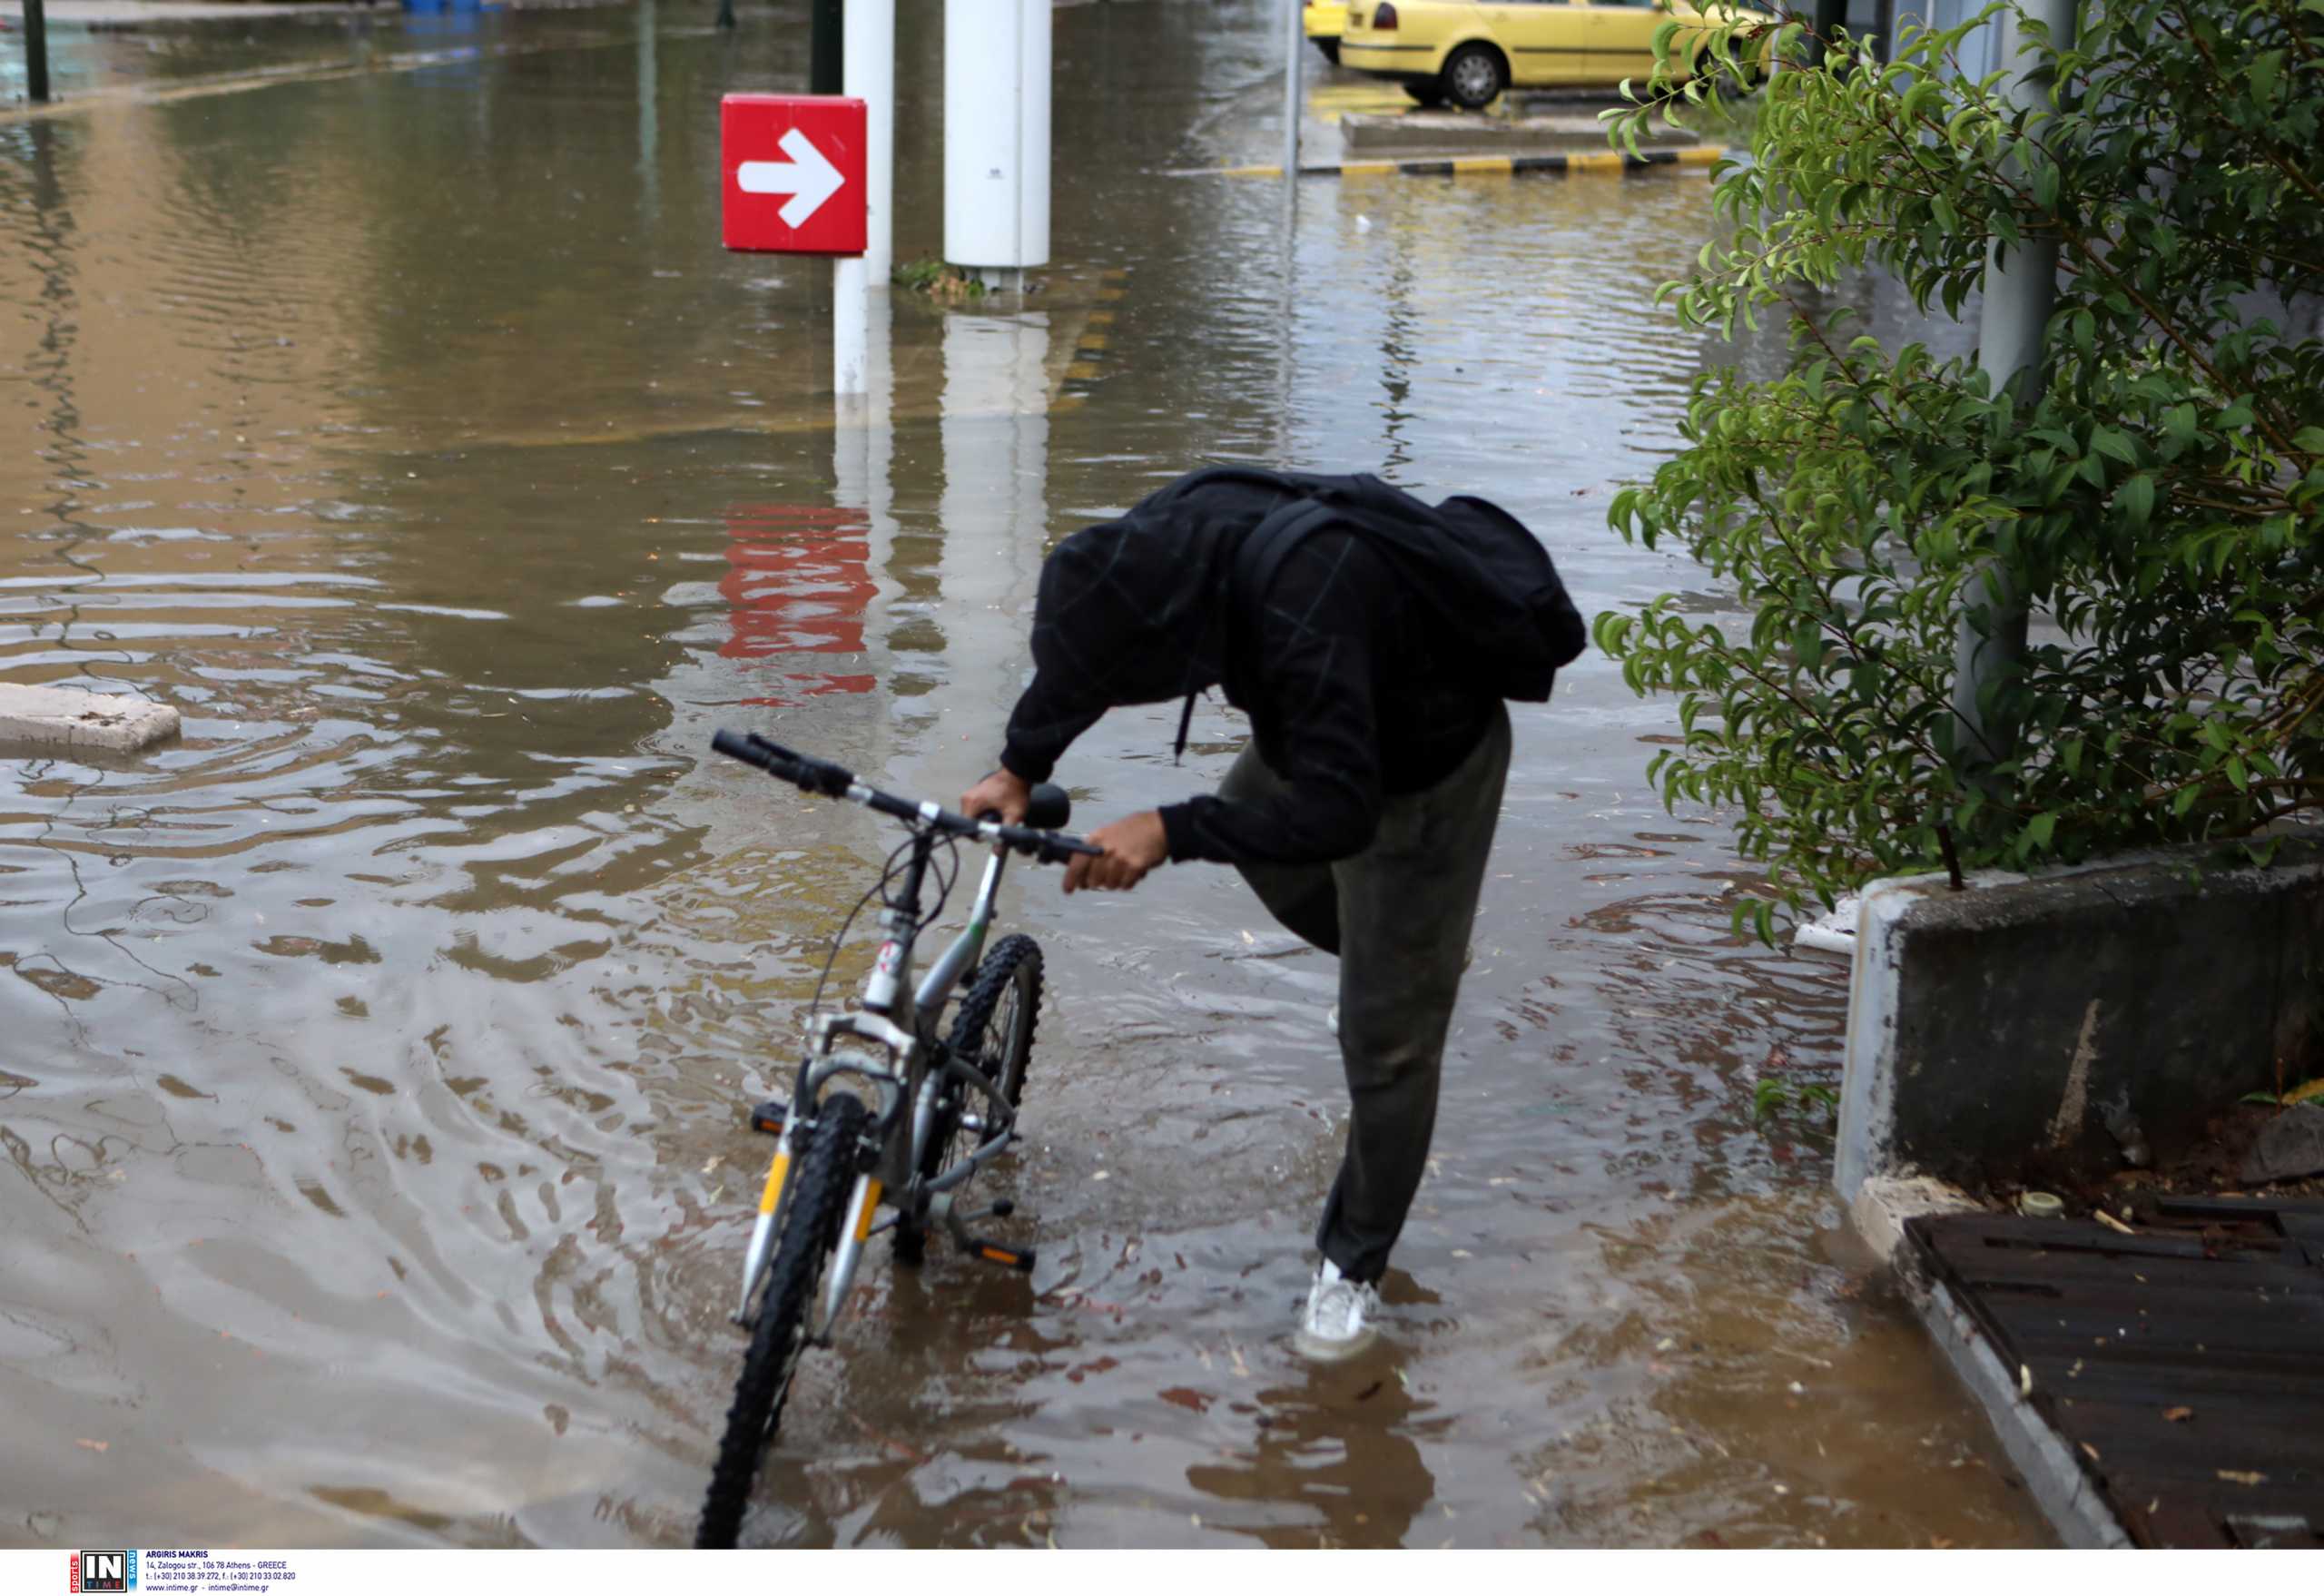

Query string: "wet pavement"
[[1, 0, 2047, 1549]]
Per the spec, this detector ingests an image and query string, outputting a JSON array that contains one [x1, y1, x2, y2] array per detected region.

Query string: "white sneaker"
[[1294, 1259, 1380, 1361], [1326, 1003, 1339, 1038]]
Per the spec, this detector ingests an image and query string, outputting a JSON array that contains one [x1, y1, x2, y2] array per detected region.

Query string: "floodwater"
[[0, 0, 2047, 1549]]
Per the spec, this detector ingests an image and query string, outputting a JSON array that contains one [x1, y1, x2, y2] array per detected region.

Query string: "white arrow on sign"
[[737, 128, 847, 230]]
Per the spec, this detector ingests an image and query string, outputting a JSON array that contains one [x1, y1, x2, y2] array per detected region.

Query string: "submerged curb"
[[0, 684, 180, 754], [1188, 146, 1726, 180]]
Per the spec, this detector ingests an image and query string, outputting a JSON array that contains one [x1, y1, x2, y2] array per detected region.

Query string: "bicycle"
[[694, 728, 1099, 1549]]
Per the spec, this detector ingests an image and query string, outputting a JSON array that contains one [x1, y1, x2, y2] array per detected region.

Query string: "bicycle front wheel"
[[696, 1089, 868, 1549]]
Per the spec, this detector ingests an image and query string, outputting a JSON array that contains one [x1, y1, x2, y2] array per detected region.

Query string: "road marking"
[[736, 128, 848, 229]]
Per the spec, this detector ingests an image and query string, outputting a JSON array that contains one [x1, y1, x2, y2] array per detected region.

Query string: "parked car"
[[1339, 0, 1772, 110], [1305, 0, 1351, 64]]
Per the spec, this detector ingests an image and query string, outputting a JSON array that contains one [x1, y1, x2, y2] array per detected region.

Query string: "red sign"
[[722, 94, 866, 256]]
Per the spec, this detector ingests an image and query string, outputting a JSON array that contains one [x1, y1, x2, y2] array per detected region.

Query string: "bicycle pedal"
[[960, 1236, 1036, 1273], [747, 1098, 788, 1136]]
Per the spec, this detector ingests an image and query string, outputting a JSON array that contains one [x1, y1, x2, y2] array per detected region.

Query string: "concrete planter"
[[1836, 838, 2324, 1247]]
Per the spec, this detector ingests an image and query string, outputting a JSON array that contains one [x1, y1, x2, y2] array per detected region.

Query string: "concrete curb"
[[1183, 146, 1726, 181], [0, 684, 180, 753], [1337, 109, 1702, 157], [1915, 1275, 2134, 1548]]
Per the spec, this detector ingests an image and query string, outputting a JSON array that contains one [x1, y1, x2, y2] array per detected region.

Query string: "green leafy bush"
[[1600, 3, 2323, 937]]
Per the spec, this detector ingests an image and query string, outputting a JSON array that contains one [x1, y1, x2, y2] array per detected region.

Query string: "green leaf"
[[2249, 49, 2283, 102]]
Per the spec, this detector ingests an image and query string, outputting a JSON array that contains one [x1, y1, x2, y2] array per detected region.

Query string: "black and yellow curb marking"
[[1057, 271, 1130, 408], [1194, 145, 1725, 180]]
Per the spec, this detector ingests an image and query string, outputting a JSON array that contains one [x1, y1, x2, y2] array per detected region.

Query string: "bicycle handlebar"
[[712, 729, 1103, 864]]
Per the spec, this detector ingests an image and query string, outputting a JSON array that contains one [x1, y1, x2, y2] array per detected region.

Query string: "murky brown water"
[[1, 0, 2046, 1549]]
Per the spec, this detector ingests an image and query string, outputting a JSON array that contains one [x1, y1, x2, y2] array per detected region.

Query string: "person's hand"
[[1064, 811, 1168, 895], [960, 768, 1032, 824]]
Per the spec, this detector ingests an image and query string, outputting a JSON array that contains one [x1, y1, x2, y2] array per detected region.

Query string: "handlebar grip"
[[1023, 783, 1072, 831], [711, 729, 769, 769]]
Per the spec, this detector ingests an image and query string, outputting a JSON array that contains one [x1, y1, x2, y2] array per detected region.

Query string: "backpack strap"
[[1232, 495, 1344, 623], [1173, 496, 1343, 767]]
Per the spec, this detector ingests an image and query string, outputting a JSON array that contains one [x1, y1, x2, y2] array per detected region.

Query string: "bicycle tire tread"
[[949, 933, 1041, 1111], [695, 1091, 866, 1548], [893, 936, 1041, 1264]]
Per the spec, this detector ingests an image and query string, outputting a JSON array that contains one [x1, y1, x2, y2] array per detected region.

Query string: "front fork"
[[731, 1034, 907, 1332], [731, 1118, 887, 1336]]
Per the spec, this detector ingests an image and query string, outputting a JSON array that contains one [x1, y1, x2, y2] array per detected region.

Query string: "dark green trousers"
[[1219, 705, 1511, 1284]]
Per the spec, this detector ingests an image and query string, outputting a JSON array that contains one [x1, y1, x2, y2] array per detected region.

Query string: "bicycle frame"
[[730, 828, 1026, 1338]]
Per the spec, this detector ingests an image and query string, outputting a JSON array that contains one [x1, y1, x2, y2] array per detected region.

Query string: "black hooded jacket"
[[998, 468, 1503, 868]]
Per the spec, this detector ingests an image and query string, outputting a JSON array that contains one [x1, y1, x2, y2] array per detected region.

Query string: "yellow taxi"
[[1305, 1, 1352, 64], [1340, 0, 1772, 109]]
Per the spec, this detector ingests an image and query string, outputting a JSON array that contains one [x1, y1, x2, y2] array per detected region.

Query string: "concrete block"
[[2240, 1102, 2324, 1185], [1837, 840, 2324, 1205], [0, 684, 181, 754], [1849, 1173, 1983, 1270]]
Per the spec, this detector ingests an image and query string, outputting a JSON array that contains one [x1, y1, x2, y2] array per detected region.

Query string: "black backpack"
[[1228, 470, 1588, 702]]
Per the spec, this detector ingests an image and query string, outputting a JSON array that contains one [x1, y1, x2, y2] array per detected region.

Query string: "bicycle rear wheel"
[[893, 935, 1041, 1263], [696, 1089, 867, 1548]]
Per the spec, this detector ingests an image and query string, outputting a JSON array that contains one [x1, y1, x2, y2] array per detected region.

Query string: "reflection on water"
[[0, 0, 2043, 1550]]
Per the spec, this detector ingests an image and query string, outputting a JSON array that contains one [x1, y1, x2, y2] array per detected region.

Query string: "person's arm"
[[1156, 534, 1386, 868], [998, 676, 1105, 787]]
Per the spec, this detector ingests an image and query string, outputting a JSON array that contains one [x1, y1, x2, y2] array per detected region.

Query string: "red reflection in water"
[[723, 504, 876, 706]]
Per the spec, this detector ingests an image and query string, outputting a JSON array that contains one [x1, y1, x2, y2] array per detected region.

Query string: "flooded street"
[[2, 0, 2047, 1548]]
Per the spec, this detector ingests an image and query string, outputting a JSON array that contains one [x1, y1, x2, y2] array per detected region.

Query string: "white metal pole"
[[1282, 0, 1303, 179], [1950, 0, 2076, 766], [852, 0, 893, 282], [835, 0, 894, 399], [945, 0, 1050, 287], [1020, 0, 1051, 274], [835, 267, 869, 398]]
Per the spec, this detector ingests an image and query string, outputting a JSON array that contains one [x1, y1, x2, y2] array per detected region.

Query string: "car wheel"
[[1313, 37, 1340, 65], [1441, 43, 1506, 111], [1403, 82, 1447, 108]]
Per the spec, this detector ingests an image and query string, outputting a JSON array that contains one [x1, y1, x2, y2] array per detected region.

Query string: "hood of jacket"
[[1024, 467, 1306, 714]]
